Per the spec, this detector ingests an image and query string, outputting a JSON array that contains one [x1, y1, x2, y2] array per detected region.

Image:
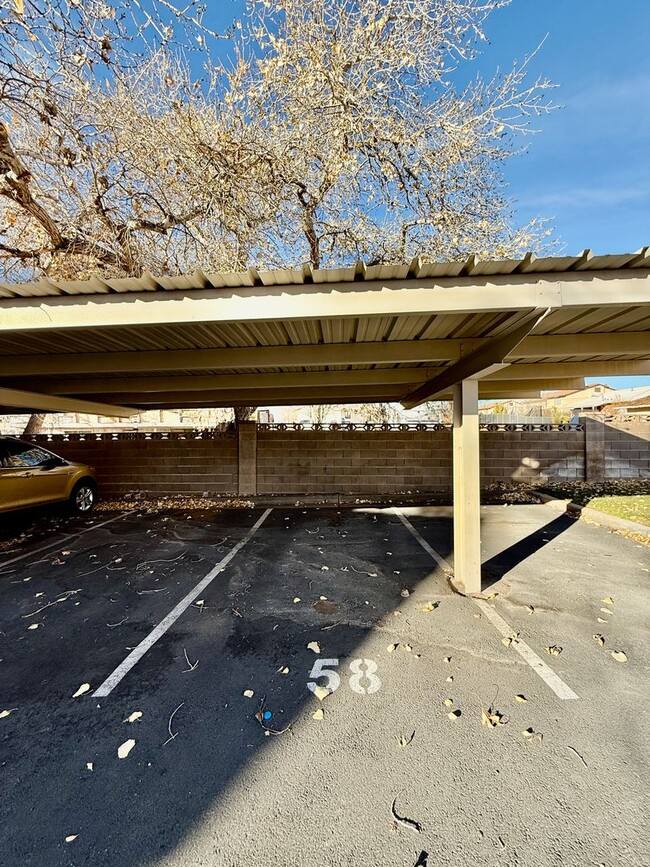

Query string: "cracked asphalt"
[[0, 503, 648, 867]]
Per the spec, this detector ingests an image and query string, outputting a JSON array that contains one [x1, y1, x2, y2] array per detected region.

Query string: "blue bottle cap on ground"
[[263, 710, 272, 720]]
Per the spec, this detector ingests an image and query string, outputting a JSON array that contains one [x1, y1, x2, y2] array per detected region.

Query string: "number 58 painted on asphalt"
[[307, 658, 381, 695]]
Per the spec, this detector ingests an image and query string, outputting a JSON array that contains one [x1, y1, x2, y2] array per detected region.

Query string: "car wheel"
[[70, 479, 96, 514]]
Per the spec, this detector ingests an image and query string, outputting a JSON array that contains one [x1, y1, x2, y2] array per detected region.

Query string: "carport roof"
[[0, 248, 648, 415]]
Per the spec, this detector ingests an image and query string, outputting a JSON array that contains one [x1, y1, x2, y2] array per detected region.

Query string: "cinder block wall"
[[480, 430, 585, 483], [603, 421, 650, 479], [256, 429, 451, 494], [32, 435, 238, 496], [24, 419, 649, 496]]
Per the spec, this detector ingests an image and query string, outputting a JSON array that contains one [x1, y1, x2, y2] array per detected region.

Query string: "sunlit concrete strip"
[[393, 508, 579, 701], [0, 514, 124, 570], [93, 508, 273, 698], [474, 600, 579, 700]]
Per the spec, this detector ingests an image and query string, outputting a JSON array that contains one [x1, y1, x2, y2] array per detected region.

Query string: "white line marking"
[[393, 507, 579, 701], [0, 514, 124, 569], [93, 508, 273, 698], [393, 508, 452, 571], [474, 600, 579, 700]]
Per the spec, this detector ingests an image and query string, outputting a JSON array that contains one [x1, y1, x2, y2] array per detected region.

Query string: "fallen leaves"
[[593, 634, 605, 647], [65, 835, 78, 844], [421, 601, 440, 612], [522, 727, 543, 744], [515, 694, 527, 703], [481, 707, 506, 728], [72, 683, 91, 698], [243, 689, 255, 698], [443, 698, 453, 707], [117, 739, 136, 759], [86, 762, 94, 771], [387, 643, 399, 653], [312, 685, 330, 702], [277, 666, 290, 675], [307, 641, 321, 654], [601, 596, 614, 605], [447, 709, 461, 720], [123, 711, 143, 723], [312, 708, 324, 720], [293, 597, 301, 603], [544, 645, 562, 656], [399, 731, 415, 747], [0, 709, 17, 719], [611, 650, 628, 663]]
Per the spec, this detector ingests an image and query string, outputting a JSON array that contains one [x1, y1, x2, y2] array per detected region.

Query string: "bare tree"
[[1, 1, 558, 430], [232, 0, 556, 267]]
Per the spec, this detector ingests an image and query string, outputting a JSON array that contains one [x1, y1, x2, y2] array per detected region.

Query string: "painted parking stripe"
[[93, 508, 273, 698], [393, 507, 452, 571], [0, 514, 124, 570], [474, 599, 579, 700], [393, 507, 579, 701]]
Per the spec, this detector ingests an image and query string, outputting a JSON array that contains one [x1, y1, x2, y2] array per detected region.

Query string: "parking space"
[[0, 504, 648, 867]]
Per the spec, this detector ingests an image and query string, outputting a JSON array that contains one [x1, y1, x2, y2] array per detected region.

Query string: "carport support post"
[[452, 379, 481, 595]]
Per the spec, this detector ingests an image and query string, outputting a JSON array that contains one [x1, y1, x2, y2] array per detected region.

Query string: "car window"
[[1, 441, 54, 468]]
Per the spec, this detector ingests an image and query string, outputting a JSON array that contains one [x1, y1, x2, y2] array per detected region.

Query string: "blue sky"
[[203, 2, 648, 389], [476, 0, 650, 257]]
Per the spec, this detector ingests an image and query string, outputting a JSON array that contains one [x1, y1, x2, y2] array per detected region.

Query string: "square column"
[[452, 379, 481, 594]]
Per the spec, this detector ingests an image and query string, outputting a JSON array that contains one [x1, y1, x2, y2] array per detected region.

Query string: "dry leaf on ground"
[[65, 835, 77, 843], [387, 643, 399, 653], [601, 596, 614, 605], [421, 601, 440, 612], [118, 739, 136, 759], [243, 689, 254, 698], [72, 683, 91, 698], [593, 634, 605, 646], [544, 645, 562, 656], [307, 641, 321, 654], [447, 709, 461, 720], [312, 708, 324, 720], [515, 694, 527, 703], [312, 685, 330, 702], [611, 650, 628, 663], [481, 707, 506, 728], [523, 727, 543, 744]]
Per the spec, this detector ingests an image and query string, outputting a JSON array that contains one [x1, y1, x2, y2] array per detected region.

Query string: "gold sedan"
[[0, 437, 97, 515]]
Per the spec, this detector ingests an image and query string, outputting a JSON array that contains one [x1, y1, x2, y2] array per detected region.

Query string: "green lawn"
[[586, 494, 650, 527]]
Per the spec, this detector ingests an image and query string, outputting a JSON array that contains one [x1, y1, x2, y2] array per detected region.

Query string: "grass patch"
[[586, 494, 650, 527]]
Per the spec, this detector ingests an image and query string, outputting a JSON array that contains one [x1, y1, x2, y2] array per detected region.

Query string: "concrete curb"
[[531, 491, 650, 539]]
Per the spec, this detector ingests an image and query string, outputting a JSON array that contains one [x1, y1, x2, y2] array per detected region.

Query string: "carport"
[[1, 248, 649, 593]]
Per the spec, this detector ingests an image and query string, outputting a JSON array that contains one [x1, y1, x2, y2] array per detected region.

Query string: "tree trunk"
[[233, 406, 257, 426], [22, 413, 46, 436]]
